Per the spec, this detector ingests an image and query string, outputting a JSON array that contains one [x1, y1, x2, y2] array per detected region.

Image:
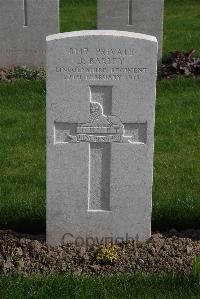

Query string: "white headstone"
[[97, 0, 164, 64], [46, 30, 157, 246], [0, 0, 59, 68]]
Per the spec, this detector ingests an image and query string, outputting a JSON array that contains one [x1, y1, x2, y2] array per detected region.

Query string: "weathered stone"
[[0, 0, 59, 68], [97, 0, 164, 64], [46, 30, 157, 246]]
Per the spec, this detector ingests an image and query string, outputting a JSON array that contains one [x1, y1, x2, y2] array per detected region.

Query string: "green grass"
[[0, 81, 46, 233], [163, 0, 200, 60], [60, 0, 96, 32], [153, 78, 200, 230], [0, 78, 199, 233], [0, 273, 199, 299], [60, 0, 200, 61]]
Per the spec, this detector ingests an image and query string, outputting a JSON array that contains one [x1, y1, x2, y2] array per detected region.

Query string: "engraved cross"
[[54, 86, 147, 212]]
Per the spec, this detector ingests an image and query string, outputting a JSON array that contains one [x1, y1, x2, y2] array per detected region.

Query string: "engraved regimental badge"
[[65, 102, 133, 143]]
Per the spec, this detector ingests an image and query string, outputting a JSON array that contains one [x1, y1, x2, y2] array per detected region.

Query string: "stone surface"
[[46, 30, 157, 246], [97, 0, 164, 64], [0, 0, 59, 68]]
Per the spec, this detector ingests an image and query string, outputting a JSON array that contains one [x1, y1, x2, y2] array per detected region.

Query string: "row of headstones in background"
[[97, 0, 164, 64], [46, 31, 158, 246], [0, 0, 59, 68], [0, 0, 163, 68]]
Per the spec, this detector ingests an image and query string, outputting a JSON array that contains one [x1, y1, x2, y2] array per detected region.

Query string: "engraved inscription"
[[54, 47, 149, 81], [55, 121, 147, 144]]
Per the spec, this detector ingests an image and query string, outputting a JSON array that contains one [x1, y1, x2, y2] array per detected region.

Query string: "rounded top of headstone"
[[46, 30, 157, 43]]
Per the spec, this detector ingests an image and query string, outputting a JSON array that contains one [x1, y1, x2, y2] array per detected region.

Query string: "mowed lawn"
[[0, 273, 200, 299], [0, 0, 199, 234], [0, 81, 46, 233]]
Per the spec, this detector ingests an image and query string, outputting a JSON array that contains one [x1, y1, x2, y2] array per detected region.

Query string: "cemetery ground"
[[0, 0, 200, 297], [0, 272, 200, 299]]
